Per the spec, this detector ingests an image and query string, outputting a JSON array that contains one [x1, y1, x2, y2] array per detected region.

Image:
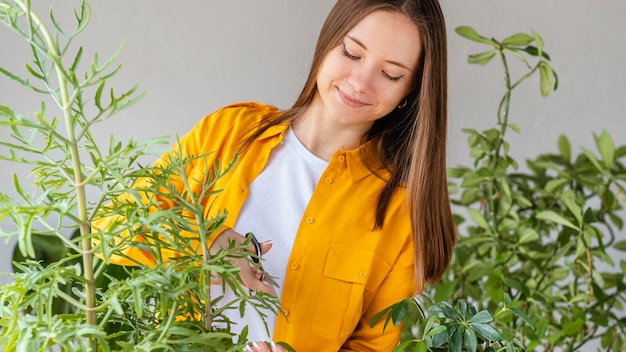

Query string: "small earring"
[[398, 97, 408, 109]]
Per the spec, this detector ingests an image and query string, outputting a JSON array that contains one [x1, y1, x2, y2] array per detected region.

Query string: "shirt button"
[[290, 262, 299, 270], [324, 177, 333, 184], [359, 270, 368, 278], [305, 216, 315, 224], [283, 309, 289, 317], [338, 155, 346, 163]]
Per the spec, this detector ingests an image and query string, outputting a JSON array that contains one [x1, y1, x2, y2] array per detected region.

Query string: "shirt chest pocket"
[[311, 242, 388, 339]]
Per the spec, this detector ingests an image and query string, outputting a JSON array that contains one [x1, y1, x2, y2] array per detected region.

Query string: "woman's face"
[[313, 10, 422, 133]]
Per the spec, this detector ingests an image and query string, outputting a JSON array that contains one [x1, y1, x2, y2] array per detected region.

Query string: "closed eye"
[[382, 71, 404, 82], [341, 42, 359, 60]]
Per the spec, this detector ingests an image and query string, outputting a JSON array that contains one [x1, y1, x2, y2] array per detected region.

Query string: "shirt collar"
[[258, 123, 389, 184]]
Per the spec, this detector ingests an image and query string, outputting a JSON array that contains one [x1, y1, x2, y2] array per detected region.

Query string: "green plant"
[[373, 294, 531, 352], [0, 1, 281, 350], [437, 26, 626, 351], [384, 25, 625, 352]]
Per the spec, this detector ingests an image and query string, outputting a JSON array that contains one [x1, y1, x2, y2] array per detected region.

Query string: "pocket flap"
[[323, 242, 373, 284]]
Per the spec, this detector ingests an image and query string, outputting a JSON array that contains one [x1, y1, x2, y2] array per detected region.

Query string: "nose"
[[347, 64, 374, 93]]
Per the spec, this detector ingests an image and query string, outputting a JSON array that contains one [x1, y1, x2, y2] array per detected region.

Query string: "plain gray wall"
[[1, 1, 625, 283]]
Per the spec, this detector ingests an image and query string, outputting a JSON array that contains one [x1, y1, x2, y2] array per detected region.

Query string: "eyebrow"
[[345, 35, 412, 71]]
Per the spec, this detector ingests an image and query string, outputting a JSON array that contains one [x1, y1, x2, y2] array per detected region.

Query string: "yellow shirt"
[[94, 102, 415, 351]]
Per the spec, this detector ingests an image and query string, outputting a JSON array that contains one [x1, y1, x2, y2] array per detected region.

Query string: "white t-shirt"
[[210, 126, 328, 341]]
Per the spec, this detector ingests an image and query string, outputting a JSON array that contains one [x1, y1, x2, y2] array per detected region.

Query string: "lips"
[[335, 86, 369, 108]]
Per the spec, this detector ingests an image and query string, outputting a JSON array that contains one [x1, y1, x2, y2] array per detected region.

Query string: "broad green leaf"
[[469, 208, 490, 231], [456, 26, 498, 45], [521, 45, 551, 60], [391, 300, 408, 326], [508, 123, 520, 133], [457, 299, 468, 319], [562, 319, 585, 336], [614, 240, 626, 251], [558, 134, 571, 163], [470, 322, 504, 341], [536, 210, 579, 231], [415, 340, 428, 352], [509, 307, 535, 328], [581, 147, 606, 173], [468, 51, 497, 65], [425, 325, 448, 339], [519, 228, 539, 244], [596, 130, 615, 169], [561, 193, 582, 226], [393, 340, 415, 352], [539, 62, 555, 97], [502, 32, 534, 46], [545, 178, 568, 194], [449, 326, 463, 352], [464, 328, 478, 352], [469, 310, 494, 324]]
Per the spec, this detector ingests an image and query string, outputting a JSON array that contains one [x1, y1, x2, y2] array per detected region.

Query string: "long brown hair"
[[245, 0, 456, 293]]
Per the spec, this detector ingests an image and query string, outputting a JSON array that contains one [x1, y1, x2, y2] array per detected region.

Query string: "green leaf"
[[455, 26, 498, 45], [468, 51, 497, 65], [596, 130, 615, 170], [561, 194, 582, 226], [391, 300, 408, 326], [470, 322, 504, 341], [581, 147, 606, 173], [469, 208, 491, 231], [276, 342, 297, 352], [614, 240, 626, 251], [509, 307, 535, 328], [539, 62, 555, 97], [464, 328, 478, 352], [531, 29, 545, 59], [504, 47, 531, 68], [562, 319, 585, 336], [469, 310, 494, 324], [415, 340, 428, 352], [536, 210, 579, 231], [502, 32, 534, 46], [558, 134, 571, 163], [545, 178, 568, 194], [0, 66, 35, 90], [425, 325, 448, 339], [449, 326, 463, 352], [521, 45, 551, 60]]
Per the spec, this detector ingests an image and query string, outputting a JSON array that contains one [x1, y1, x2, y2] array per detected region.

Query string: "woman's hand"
[[210, 228, 275, 295], [244, 341, 286, 352]]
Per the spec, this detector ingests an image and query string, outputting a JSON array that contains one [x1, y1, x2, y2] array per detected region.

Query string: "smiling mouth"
[[335, 87, 369, 107]]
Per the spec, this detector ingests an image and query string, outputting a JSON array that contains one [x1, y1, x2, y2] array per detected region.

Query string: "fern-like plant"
[[0, 1, 279, 350]]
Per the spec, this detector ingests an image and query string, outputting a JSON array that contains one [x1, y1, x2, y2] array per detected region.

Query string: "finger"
[[259, 240, 273, 255], [235, 258, 276, 295], [209, 271, 222, 285], [245, 341, 272, 352]]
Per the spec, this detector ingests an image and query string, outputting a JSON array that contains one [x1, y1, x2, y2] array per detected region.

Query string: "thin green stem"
[[17, 0, 97, 346]]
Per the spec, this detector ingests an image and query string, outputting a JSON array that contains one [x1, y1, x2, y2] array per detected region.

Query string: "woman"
[[94, 0, 456, 350]]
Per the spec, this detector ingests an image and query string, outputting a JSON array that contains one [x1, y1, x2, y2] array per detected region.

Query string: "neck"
[[292, 99, 371, 161]]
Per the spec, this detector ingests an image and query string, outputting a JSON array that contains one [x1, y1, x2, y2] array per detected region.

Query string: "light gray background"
[[1, 1, 625, 283]]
